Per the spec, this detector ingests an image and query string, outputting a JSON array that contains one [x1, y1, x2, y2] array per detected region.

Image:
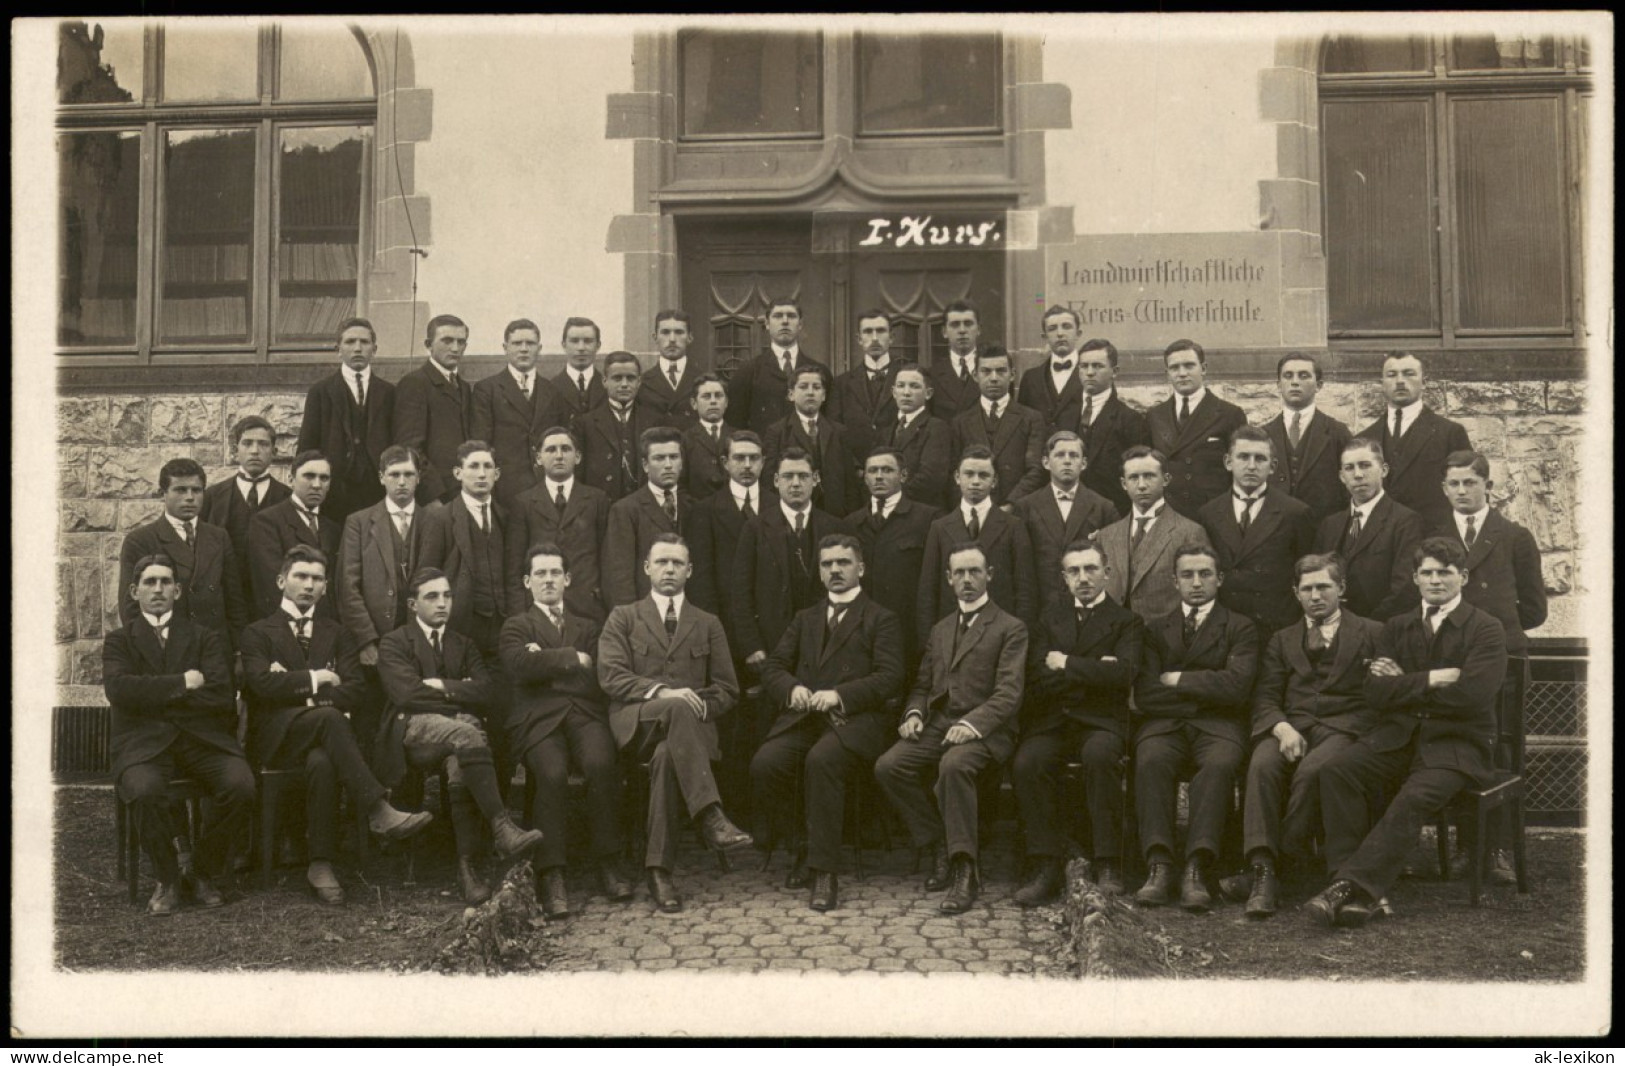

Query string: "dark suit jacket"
[[905, 601, 1028, 763], [1134, 604, 1259, 748], [917, 505, 1037, 639], [247, 499, 342, 622], [103, 615, 242, 781], [1013, 484, 1121, 612], [297, 370, 395, 519], [729, 504, 849, 661], [118, 516, 249, 651], [375, 621, 493, 785], [1263, 408, 1353, 523], [603, 485, 688, 608], [597, 597, 739, 748], [505, 479, 611, 622], [1097, 506, 1211, 623], [1054, 391, 1151, 514], [1358, 406, 1472, 527], [1146, 391, 1249, 519], [573, 403, 665, 503], [500, 604, 606, 761], [240, 612, 366, 765], [927, 355, 982, 423], [830, 363, 900, 464], [1430, 510, 1547, 655], [726, 349, 827, 435], [1198, 489, 1316, 635], [763, 414, 860, 517], [393, 360, 473, 504], [471, 367, 563, 509], [638, 361, 702, 428], [887, 412, 954, 509], [1016, 360, 1084, 430], [847, 495, 940, 667], [338, 499, 448, 649], [550, 367, 606, 420], [440, 494, 508, 632], [759, 592, 905, 762], [1250, 612, 1383, 743], [950, 400, 1048, 506], [1314, 494, 1424, 620], [201, 475, 291, 615], [1023, 596, 1143, 740], [681, 420, 737, 500], [1362, 601, 1506, 785], [685, 486, 777, 621]]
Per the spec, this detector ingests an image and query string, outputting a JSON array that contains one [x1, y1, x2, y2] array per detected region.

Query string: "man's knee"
[[874, 746, 906, 786], [938, 744, 984, 783], [1011, 739, 1052, 780], [119, 765, 169, 805], [217, 760, 257, 806], [1078, 732, 1123, 771]]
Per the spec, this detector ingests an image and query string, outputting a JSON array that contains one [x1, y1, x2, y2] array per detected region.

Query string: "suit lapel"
[[950, 607, 990, 668], [1388, 410, 1437, 481], [154, 521, 196, 580], [133, 618, 168, 672], [1241, 494, 1285, 554], [1466, 510, 1502, 570], [818, 596, 863, 665], [1299, 413, 1332, 477], [1281, 619, 1313, 677], [1184, 606, 1224, 661], [369, 505, 398, 576], [1130, 513, 1175, 594], [1326, 616, 1363, 681], [1174, 393, 1221, 450], [449, 497, 474, 560]]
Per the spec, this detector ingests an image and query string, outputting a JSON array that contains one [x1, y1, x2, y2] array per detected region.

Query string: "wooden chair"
[[1435, 678, 1531, 905]]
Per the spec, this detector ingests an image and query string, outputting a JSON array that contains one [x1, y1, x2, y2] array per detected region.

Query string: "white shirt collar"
[[416, 616, 446, 643], [961, 497, 991, 525], [1234, 484, 1268, 504], [1074, 592, 1107, 610], [897, 407, 924, 428], [545, 475, 575, 499], [1456, 506, 1491, 533], [958, 593, 991, 616], [165, 513, 196, 537], [1184, 599, 1216, 626], [873, 491, 902, 518], [608, 398, 634, 417], [781, 500, 811, 526], [346, 365, 373, 402], [863, 355, 892, 373], [659, 355, 688, 376], [951, 351, 976, 373], [729, 480, 756, 506], [1311, 609, 1342, 633], [827, 588, 861, 607], [979, 395, 1005, 417], [142, 611, 174, 629], [1389, 400, 1423, 435], [508, 364, 535, 389], [385, 498, 416, 518], [1425, 595, 1463, 622], [1282, 402, 1318, 423], [799, 412, 820, 432], [569, 365, 596, 385], [1176, 386, 1209, 410], [290, 496, 318, 517], [280, 598, 314, 622], [1052, 481, 1079, 503], [650, 591, 686, 619], [428, 356, 457, 381], [649, 482, 677, 504], [235, 471, 270, 501], [1351, 490, 1385, 520], [1132, 500, 1166, 520], [461, 491, 492, 520], [771, 343, 800, 362]]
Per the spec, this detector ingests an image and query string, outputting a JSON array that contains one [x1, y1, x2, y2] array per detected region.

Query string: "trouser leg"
[[1338, 766, 1473, 900], [1134, 731, 1188, 861], [1243, 736, 1289, 861], [569, 712, 623, 861], [119, 758, 181, 885], [1280, 731, 1355, 862], [302, 747, 338, 861], [937, 741, 998, 861], [284, 707, 387, 811], [1319, 739, 1412, 875], [526, 733, 572, 869], [171, 736, 256, 879], [1012, 728, 1070, 859], [1079, 729, 1125, 861], [749, 721, 818, 851], [803, 728, 863, 873], [874, 731, 948, 850], [1185, 730, 1242, 861]]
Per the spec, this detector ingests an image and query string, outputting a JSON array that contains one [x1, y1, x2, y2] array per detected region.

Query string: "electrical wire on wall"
[[392, 27, 427, 352]]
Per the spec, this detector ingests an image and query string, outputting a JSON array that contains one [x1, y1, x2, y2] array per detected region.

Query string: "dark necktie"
[[663, 490, 678, 524], [180, 520, 194, 545], [293, 616, 311, 656], [1132, 513, 1151, 550], [395, 509, 412, 544], [871, 503, 886, 531], [1306, 622, 1327, 652], [429, 627, 443, 668], [664, 599, 679, 638], [1288, 410, 1303, 450], [1052, 359, 1073, 375], [1080, 393, 1093, 431], [480, 502, 490, 533], [667, 363, 681, 390], [1425, 604, 1442, 637], [577, 373, 588, 396], [520, 375, 532, 401], [1392, 408, 1403, 442], [958, 358, 970, 383], [153, 621, 168, 649], [555, 485, 568, 512], [245, 479, 262, 509], [1236, 493, 1256, 533], [545, 606, 563, 632], [824, 603, 848, 651], [781, 353, 794, 376], [741, 492, 755, 519], [1075, 605, 1091, 630], [303, 510, 319, 538], [953, 608, 978, 654], [966, 506, 980, 540], [1179, 396, 1192, 427], [803, 418, 817, 440], [710, 423, 721, 446], [1182, 606, 1199, 646], [1343, 510, 1363, 549], [1463, 515, 1478, 549], [985, 402, 1001, 434], [793, 509, 805, 539], [355, 370, 366, 408]]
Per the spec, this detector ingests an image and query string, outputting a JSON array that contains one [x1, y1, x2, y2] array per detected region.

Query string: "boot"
[[306, 860, 344, 906], [368, 799, 433, 841], [457, 856, 491, 905], [1244, 858, 1279, 919], [809, 870, 839, 912], [598, 859, 634, 902], [1218, 869, 1254, 903], [1180, 855, 1212, 913], [1094, 859, 1125, 896], [697, 803, 753, 851], [940, 854, 981, 914], [538, 866, 570, 919], [491, 813, 544, 860], [147, 881, 181, 917], [1304, 879, 1357, 928], [783, 845, 810, 890], [923, 842, 952, 891], [1013, 856, 1065, 908], [1135, 860, 1175, 906]]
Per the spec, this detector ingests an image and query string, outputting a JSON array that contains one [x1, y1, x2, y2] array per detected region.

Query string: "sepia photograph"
[[12, 12, 1613, 1040]]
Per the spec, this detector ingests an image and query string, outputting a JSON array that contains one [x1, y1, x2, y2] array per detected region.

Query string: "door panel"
[[851, 251, 1003, 372]]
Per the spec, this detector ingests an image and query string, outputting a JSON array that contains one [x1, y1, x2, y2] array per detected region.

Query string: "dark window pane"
[[160, 129, 255, 344], [59, 131, 141, 345], [890, 321, 921, 366], [1323, 99, 1438, 332], [278, 25, 373, 101], [681, 31, 819, 137], [276, 126, 368, 342], [711, 319, 755, 380], [1321, 35, 1430, 74], [58, 20, 143, 104], [1453, 96, 1568, 330], [860, 33, 1000, 133], [1450, 35, 1557, 71], [162, 23, 258, 102]]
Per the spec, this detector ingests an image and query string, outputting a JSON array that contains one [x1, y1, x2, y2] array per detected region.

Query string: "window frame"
[[676, 28, 825, 143], [854, 30, 1005, 139]]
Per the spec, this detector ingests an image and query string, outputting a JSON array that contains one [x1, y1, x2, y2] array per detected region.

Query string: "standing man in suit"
[[639, 309, 702, 428], [763, 365, 859, 517], [686, 430, 774, 620], [1011, 540, 1144, 905], [375, 569, 543, 904], [501, 543, 632, 919], [249, 451, 341, 622], [440, 441, 509, 667], [1096, 446, 1212, 623], [105, 554, 256, 915], [830, 309, 900, 464], [681, 373, 736, 500], [297, 317, 394, 524], [1307, 538, 1507, 928], [847, 445, 940, 673], [1055, 338, 1151, 515], [928, 300, 983, 422], [875, 542, 1028, 913], [726, 296, 826, 435], [886, 363, 953, 509], [394, 314, 474, 505], [752, 533, 905, 910], [551, 316, 607, 420], [1019, 305, 1086, 430], [1132, 544, 1260, 912], [1146, 339, 1249, 519], [200, 417, 289, 639], [574, 351, 661, 503], [1313, 438, 1424, 620], [596, 534, 750, 912], [604, 426, 688, 608], [1014, 430, 1121, 614], [950, 346, 1047, 508], [1220, 554, 1383, 918], [917, 447, 1037, 636], [1198, 427, 1317, 636], [1262, 352, 1352, 523], [472, 318, 561, 511], [240, 545, 432, 905], [1358, 350, 1472, 528], [505, 426, 611, 623]]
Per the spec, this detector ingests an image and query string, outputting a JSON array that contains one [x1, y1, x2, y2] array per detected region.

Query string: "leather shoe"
[[370, 803, 433, 842], [1135, 861, 1175, 906], [306, 860, 345, 906], [1180, 858, 1212, 913], [538, 866, 570, 920], [1095, 859, 1125, 896], [491, 814, 545, 860], [923, 843, 952, 891], [1338, 891, 1390, 928], [647, 867, 683, 913], [186, 873, 225, 909], [1304, 879, 1357, 928], [147, 881, 181, 917], [1218, 870, 1253, 903], [809, 870, 838, 912], [697, 804, 753, 852], [1244, 860, 1279, 919], [940, 855, 981, 914], [458, 857, 491, 905], [598, 860, 634, 902], [1013, 857, 1065, 908], [784, 847, 809, 891]]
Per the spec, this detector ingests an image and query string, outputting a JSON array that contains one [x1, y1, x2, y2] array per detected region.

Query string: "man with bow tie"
[[638, 309, 702, 428], [1018, 305, 1088, 429], [296, 318, 394, 524], [501, 543, 633, 919], [752, 533, 905, 911], [604, 426, 690, 608], [506, 427, 611, 624], [105, 553, 256, 915], [202, 416, 292, 630], [472, 318, 564, 511], [680, 373, 738, 500], [394, 314, 475, 505], [847, 445, 941, 675], [829, 309, 901, 464], [248, 450, 341, 622], [885, 363, 953, 509]]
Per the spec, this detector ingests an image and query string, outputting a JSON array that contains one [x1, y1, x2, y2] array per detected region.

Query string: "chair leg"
[[114, 792, 127, 883], [1511, 797, 1530, 895], [1436, 816, 1452, 881], [1467, 806, 1487, 907], [260, 776, 282, 891], [352, 786, 372, 872]]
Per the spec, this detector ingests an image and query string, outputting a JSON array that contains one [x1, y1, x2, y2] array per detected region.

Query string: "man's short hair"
[[765, 295, 803, 318], [1062, 538, 1108, 569], [957, 444, 995, 469], [1045, 429, 1085, 456], [818, 532, 863, 563], [776, 446, 816, 472], [891, 360, 927, 383], [941, 299, 978, 322], [288, 450, 329, 479], [1172, 542, 1221, 573], [1294, 552, 1346, 586], [1120, 444, 1168, 472], [1229, 424, 1274, 455], [945, 541, 988, 569], [424, 314, 467, 344], [639, 425, 684, 460], [279, 543, 329, 578], [130, 553, 177, 585], [406, 567, 448, 599], [230, 415, 275, 449], [560, 316, 601, 344], [857, 307, 892, 327], [1342, 437, 1385, 464], [1382, 349, 1426, 371], [602, 350, 642, 375], [335, 316, 376, 343], [864, 444, 907, 471], [524, 542, 570, 575], [789, 364, 827, 389], [455, 439, 495, 466], [1041, 304, 1081, 331], [378, 444, 420, 474], [504, 318, 541, 342], [536, 426, 581, 454], [1079, 338, 1119, 367], [1444, 449, 1492, 480], [1276, 350, 1323, 382], [692, 372, 726, 395], [978, 345, 1011, 367], [158, 457, 207, 493], [1413, 536, 1467, 572], [725, 429, 764, 457], [647, 532, 688, 561], [654, 308, 692, 331], [1164, 338, 1206, 364]]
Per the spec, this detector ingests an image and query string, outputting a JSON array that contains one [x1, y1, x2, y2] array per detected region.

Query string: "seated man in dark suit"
[[875, 542, 1028, 914], [297, 317, 394, 524], [949, 345, 1048, 507], [505, 426, 610, 623], [1146, 339, 1249, 519], [376, 568, 543, 905], [886, 363, 953, 509], [501, 543, 632, 919], [1013, 430, 1121, 614], [1262, 352, 1353, 523], [596, 534, 750, 912], [1357, 350, 1472, 527], [1012, 540, 1143, 905], [248, 450, 341, 621], [201, 416, 291, 623], [763, 365, 859, 518], [240, 545, 432, 906], [1306, 537, 1507, 928], [1219, 553, 1382, 919], [603, 426, 689, 608], [105, 553, 256, 915], [1313, 438, 1424, 620], [847, 445, 940, 674], [752, 534, 905, 911], [917, 446, 1037, 637], [681, 373, 737, 500], [1132, 543, 1260, 912]]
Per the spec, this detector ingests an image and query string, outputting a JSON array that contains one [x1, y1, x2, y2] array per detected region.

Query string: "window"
[[1320, 35, 1589, 348], [858, 32, 1001, 135], [57, 20, 375, 359], [680, 30, 821, 139]]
